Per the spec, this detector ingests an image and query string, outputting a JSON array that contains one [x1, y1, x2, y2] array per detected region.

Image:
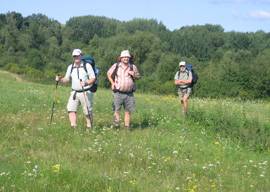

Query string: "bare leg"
[[114, 111, 120, 127], [124, 111, 131, 127], [183, 97, 188, 112], [86, 114, 93, 128], [69, 111, 77, 126]]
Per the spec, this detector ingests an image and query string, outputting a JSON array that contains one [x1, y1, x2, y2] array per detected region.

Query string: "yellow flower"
[[57, 100, 60, 104], [52, 164, 60, 171]]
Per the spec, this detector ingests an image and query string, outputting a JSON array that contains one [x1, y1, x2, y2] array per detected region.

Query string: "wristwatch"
[[85, 82, 88, 86]]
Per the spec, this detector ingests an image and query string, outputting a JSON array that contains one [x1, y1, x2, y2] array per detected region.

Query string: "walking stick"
[[50, 75, 60, 125], [80, 79, 93, 131]]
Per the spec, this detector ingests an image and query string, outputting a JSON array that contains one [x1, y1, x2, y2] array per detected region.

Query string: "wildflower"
[[84, 149, 88, 152], [34, 165, 38, 169], [118, 151, 121, 154], [57, 100, 60, 104], [52, 164, 60, 171], [173, 150, 178, 154]]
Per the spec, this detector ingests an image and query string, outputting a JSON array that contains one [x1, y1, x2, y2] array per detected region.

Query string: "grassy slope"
[[0, 71, 269, 192]]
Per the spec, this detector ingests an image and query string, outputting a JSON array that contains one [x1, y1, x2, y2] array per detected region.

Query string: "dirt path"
[[0, 70, 26, 82]]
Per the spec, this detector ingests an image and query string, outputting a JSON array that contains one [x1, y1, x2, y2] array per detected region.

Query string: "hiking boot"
[[71, 125, 77, 130], [125, 126, 130, 131], [113, 119, 120, 129]]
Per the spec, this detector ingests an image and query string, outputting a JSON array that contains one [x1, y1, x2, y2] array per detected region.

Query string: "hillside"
[[0, 70, 269, 191]]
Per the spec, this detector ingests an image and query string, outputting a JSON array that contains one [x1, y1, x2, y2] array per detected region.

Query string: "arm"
[[107, 72, 115, 90], [56, 76, 69, 84], [81, 77, 96, 87], [128, 65, 141, 80]]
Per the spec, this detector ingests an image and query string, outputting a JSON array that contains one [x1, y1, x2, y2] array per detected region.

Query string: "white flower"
[[173, 150, 178, 154]]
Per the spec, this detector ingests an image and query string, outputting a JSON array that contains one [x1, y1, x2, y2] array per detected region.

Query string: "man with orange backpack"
[[107, 50, 140, 130]]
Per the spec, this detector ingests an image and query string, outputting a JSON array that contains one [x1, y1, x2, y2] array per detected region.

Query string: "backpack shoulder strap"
[[115, 62, 120, 76], [83, 62, 90, 79], [130, 63, 134, 82], [70, 63, 75, 75], [83, 62, 88, 73], [186, 70, 189, 77]]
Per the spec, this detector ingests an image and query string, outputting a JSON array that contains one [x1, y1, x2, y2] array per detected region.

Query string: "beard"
[[180, 68, 186, 72]]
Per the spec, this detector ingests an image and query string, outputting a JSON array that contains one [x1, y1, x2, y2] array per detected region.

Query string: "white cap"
[[120, 50, 131, 58], [179, 61, 186, 67], [72, 49, 82, 56]]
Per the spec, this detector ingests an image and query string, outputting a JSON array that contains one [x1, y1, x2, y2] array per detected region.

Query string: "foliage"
[[0, 12, 270, 99]]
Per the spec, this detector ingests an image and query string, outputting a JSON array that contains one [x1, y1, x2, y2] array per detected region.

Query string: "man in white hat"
[[174, 61, 193, 115], [107, 50, 141, 130], [55, 49, 96, 130]]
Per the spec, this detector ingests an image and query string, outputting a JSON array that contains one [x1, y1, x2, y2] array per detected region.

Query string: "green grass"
[[0, 71, 270, 191]]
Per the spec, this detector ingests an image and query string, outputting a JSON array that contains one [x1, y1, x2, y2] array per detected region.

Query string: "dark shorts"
[[113, 92, 136, 112]]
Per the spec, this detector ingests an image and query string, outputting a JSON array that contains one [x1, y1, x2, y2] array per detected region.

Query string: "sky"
[[1, 0, 270, 33]]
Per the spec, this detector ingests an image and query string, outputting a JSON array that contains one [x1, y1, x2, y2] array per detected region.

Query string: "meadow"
[[0, 71, 269, 192]]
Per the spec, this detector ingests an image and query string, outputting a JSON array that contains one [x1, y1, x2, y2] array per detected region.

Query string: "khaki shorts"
[[178, 87, 192, 100], [113, 92, 136, 112], [67, 90, 94, 115]]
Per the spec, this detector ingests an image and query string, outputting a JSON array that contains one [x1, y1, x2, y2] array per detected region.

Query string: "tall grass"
[[0, 71, 269, 191]]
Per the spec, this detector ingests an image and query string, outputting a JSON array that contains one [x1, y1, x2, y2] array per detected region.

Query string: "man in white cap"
[[107, 50, 141, 130], [174, 61, 193, 115], [55, 49, 96, 130]]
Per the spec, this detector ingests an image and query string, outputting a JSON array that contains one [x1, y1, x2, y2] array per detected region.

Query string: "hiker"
[[174, 61, 193, 115], [55, 49, 96, 129], [107, 50, 141, 130]]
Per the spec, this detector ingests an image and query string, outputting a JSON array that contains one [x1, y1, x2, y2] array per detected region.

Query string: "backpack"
[[70, 55, 99, 92], [177, 64, 198, 87]]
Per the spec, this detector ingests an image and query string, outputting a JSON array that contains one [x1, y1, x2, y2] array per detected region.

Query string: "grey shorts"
[[113, 92, 136, 112], [178, 87, 192, 100], [67, 90, 94, 115]]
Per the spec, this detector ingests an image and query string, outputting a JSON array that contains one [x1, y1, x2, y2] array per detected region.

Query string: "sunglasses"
[[180, 65, 185, 67]]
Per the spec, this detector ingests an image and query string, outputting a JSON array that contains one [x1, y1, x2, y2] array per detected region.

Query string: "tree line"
[[0, 11, 270, 99]]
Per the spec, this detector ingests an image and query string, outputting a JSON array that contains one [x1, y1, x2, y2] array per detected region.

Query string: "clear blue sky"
[[1, 0, 270, 32]]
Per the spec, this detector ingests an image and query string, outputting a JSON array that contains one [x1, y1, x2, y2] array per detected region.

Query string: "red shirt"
[[108, 63, 140, 93]]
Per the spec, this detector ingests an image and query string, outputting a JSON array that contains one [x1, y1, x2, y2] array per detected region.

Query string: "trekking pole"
[[80, 79, 93, 131], [50, 75, 60, 125]]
